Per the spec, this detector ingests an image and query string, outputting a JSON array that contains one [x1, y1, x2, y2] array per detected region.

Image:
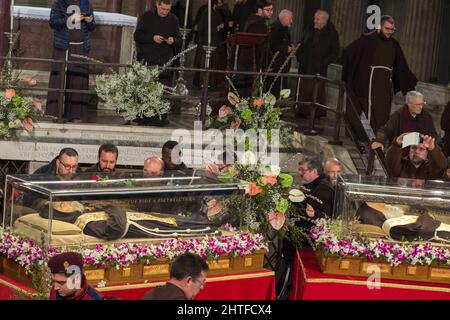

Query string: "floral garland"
[[310, 219, 450, 267], [0, 228, 268, 273]]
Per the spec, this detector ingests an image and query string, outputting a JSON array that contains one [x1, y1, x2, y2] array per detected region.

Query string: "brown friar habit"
[[192, 7, 226, 88], [295, 21, 339, 117], [235, 13, 270, 97], [141, 283, 187, 300], [440, 101, 450, 157], [375, 104, 437, 147], [385, 141, 447, 180], [342, 30, 418, 139], [38, 203, 225, 240], [267, 19, 292, 98]]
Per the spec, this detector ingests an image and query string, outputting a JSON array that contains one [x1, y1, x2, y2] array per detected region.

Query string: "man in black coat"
[[296, 9, 339, 118], [268, 9, 294, 98], [298, 156, 334, 219], [134, 0, 181, 82], [235, 0, 273, 97], [342, 15, 418, 140]]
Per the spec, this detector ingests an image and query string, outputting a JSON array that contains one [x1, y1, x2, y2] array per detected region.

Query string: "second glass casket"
[[317, 175, 450, 284], [3, 170, 247, 248], [333, 175, 450, 243]]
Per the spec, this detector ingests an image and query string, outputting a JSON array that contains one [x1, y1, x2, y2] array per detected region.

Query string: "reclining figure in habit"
[[36, 199, 233, 240], [356, 202, 450, 243]]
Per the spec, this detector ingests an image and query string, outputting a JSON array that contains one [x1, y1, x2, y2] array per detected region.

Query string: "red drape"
[[290, 249, 450, 300], [0, 270, 276, 300]]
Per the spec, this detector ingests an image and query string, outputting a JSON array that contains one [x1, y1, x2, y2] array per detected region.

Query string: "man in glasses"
[[371, 91, 437, 151], [48, 252, 103, 300], [342, 15, 418, 142], [33, 147, 81, 175], [386, 133, 447, 180], [142, 252, 209, 300]]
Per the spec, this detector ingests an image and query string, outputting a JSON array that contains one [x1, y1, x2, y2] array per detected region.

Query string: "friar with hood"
[[342, 15, 418, 141]]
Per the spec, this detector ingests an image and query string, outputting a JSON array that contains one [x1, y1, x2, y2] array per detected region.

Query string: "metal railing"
[[0, 55, 387, 175]]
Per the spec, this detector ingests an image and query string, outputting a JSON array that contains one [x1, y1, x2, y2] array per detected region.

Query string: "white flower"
[[97, 280, 107, 288], [259, 165, 281, 177], [288, 189, 306, 203], [279, 89, 291, 99], [243, 151, 257, 166]]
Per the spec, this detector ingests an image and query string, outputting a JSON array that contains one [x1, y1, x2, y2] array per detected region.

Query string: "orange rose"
[[249, 182, 262, 196], [22, 118, 34, 133], [32, 98, 42, 111], [218, 105, 232, 118], [253, 98, 264, 107], [5, 88, 16, 99], [262, 175, 277, 186], [230, 119, 241, 132]]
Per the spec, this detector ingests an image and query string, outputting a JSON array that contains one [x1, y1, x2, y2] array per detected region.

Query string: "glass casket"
[[314, 175, 450, 284], [2, 170, 247, 247], [1, 171, 270, 287]]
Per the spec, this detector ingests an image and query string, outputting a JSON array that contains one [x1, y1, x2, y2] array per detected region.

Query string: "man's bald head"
[[324, 158, 343, 185], [143, 157, 165, 177]]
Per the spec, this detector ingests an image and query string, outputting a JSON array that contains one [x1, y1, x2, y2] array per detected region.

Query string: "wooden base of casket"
[[316, 250, 450, 285], [1, 250, 267, 288]]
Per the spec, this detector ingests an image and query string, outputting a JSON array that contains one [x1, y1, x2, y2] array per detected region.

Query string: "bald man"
[[143, 156, 165, 177], [268, 9, 294, 97], [324, 158, 343, 186]]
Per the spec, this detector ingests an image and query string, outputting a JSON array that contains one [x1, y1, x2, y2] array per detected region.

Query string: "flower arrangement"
[[220, 164, 320, 248], [310, 218, 450, 267], [0, 230, 268, 273], [95, 61, 170, 121], [0, 86, 42, 139], [95, 45, 197, 122], [214, 88, 291, 138]]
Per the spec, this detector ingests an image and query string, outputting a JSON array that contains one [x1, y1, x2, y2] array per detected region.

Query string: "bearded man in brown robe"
[[342, 15, 418, 142]]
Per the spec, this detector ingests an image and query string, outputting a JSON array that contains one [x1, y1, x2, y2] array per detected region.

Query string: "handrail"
[[0, 55, 384, 176]]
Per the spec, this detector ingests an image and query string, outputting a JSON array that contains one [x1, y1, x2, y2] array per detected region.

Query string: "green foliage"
[[96, 62, 170, 121]]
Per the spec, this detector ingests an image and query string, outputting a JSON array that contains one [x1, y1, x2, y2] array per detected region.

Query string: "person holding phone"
[[46, 0, 96, 123]]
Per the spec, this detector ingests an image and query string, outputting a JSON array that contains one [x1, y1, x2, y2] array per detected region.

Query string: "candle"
[[183, 0, 189, 29], [208, 0, 211, 46], [10, 0, 14, 32]]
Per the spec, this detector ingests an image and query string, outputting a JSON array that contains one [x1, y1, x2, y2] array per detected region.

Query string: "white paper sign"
[[402, 132, 420, 148]]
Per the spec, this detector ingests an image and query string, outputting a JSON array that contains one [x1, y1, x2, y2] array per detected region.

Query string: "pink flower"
[[253, 98, 264, 107], [268, 211, 286, 230], [262, 176, 277, 186], [26, 78, 37, 87], [22, 118, 34, 133], [5, 88, 15, 100], [230, 119, 240, 132], [32, 98, 42, 111], [218, 105, 232, 118]]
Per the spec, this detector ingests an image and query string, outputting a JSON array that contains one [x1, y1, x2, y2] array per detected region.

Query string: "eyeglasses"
[[411, 145, 427, 152], [263, 7, 273, 12], [193, 278, 206, 288], [298, 167, 311, 173], [58, 160, 78, 171]]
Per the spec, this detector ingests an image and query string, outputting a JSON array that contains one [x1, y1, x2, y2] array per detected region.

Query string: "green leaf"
[[276, 198, 289, 214], [240, 108, 253, 121], [278, 173, 294, 188]]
